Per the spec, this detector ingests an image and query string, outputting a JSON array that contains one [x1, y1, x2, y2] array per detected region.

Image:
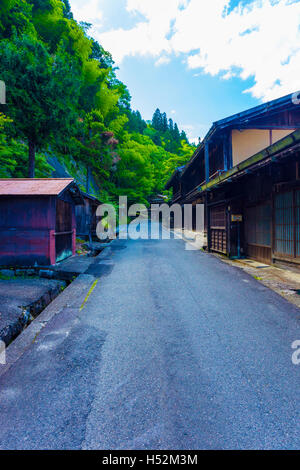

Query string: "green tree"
[[0, 0, 196, 206], [152, 108, 162, 131], [161, 112, 168, 132], [0, 112, 53, 177], [0, 34, 82, 176], [62, 0, 73, 19], [173, 123, 180, 142], [114, 134, 154, 205], [0, 0, 34, 39]]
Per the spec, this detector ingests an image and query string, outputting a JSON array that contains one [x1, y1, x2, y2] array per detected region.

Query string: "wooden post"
[[226, 205, 231, 257], [228, 131, 233, 168], [205, 141, 210, 183], [72, 207, 76, 256], [49, 230, 56, 265], [271, 189, 275, 263], [223, 135, 228, 172], [205, 192, 211, 252], [72, 228, 76, 256]]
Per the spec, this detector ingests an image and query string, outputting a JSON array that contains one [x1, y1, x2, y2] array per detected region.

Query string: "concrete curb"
[[0, 242, 115, 379], [0, 279, 66, 347]]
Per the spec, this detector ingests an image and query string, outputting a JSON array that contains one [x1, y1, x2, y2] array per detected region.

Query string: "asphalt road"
[[0, 227, 300, 449]]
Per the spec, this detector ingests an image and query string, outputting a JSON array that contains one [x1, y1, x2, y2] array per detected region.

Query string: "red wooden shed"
[[0, 178, 83, 266]]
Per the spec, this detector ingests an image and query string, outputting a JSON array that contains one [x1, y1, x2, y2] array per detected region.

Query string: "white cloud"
[[70, 0, 103, 38], [98, 23, 168, 63], [171, 0, 300, 101], [97, 0, 185, 62], [181, 124, 197, 142], [178, 123, 205, 143], [77, 0, 300, 102], [155, 56, 171, 66]]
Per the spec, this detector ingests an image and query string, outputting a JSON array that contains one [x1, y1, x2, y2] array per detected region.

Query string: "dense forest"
[[0, 0, 195, 205]]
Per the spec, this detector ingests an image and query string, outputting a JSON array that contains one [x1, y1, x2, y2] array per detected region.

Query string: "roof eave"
[[212, 91, 295, 129], [80, 191, 101, 204], [197, 129, 300, 194], [181, 91, 298, 179], [59, 181, 84, 205], [165, 169, 180, 190]]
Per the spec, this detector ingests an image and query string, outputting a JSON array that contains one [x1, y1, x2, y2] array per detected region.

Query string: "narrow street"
[[0, 226, 299, 450]]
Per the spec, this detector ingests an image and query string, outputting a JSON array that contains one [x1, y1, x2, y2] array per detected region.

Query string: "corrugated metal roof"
[[0, 178, 75, 196]]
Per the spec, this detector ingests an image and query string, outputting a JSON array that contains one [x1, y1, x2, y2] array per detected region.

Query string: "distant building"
[[148, 194, 169, 205], [75, 192, 101, 241], [0, 178, 83, 266], [165, 166, 186, 204]]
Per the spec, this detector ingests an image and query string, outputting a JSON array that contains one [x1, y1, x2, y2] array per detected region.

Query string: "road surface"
[[0, 226, 299, 449]]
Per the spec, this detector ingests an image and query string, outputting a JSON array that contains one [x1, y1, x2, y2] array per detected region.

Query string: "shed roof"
[[0, 178, 75, 196]]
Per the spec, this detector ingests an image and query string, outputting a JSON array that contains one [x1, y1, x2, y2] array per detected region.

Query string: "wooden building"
[[165, 166, 185, 204], [200, 130, 300, 265], [166, 92, 300, 266], [0, 178, 83, 266], [75, 192, 101, 241], [148, 194, 169, 205]]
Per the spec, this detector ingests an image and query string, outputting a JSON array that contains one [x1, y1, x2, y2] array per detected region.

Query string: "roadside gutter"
[[0, 242, 114, 379]]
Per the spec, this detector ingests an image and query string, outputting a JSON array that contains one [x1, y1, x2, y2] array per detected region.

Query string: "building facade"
[[166, 92, 300, 267]]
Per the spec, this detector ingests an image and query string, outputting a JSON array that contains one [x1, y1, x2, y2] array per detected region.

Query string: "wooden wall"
[[0, 194, 76, 266], [231, 129, 295, 166], [0, 196, 55, 266]]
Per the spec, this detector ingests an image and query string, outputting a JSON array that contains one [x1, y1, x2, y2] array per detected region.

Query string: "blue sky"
[[70, 0, 300, 142]]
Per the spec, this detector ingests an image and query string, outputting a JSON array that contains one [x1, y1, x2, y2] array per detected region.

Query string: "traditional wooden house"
[[0, 178, 83, 266], [148, 194, 169, 205], [165, 166, 185, 204], [75, 192, 101, 241], [198, 130, 300, 265], [166, 92, 300, 266]]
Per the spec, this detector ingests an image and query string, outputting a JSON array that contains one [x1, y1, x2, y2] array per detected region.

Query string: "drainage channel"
[[0, 242, 111, 348]]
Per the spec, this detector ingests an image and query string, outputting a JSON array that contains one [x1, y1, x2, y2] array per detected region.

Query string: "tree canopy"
[[0, 0, 196, 204]]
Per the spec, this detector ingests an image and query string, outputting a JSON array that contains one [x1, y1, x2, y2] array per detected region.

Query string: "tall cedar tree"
[[0, 34, 81, 177]]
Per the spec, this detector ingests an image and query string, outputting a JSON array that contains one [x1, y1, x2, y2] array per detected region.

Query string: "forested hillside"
[[0, 0, 195, 205]]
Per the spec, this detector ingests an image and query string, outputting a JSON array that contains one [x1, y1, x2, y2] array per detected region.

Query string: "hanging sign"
[[231, 214, 243, 222]]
